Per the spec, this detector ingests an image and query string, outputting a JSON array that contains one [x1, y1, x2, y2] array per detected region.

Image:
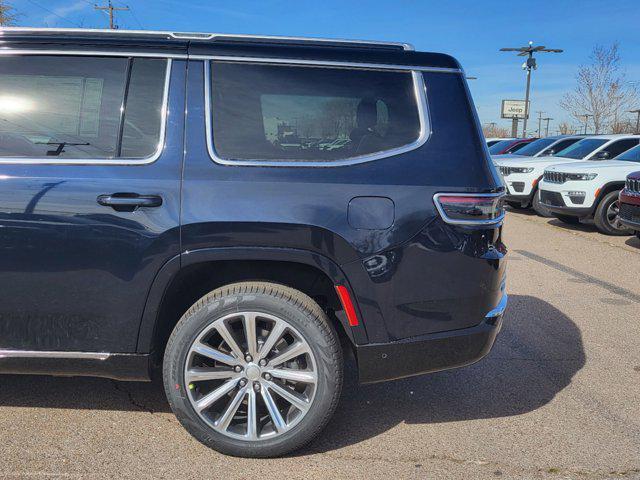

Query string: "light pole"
[[630, 109, 640, 134], [500, 42, 563, 137], [580, 114, 593, 135], [543, 117, 553, 137]]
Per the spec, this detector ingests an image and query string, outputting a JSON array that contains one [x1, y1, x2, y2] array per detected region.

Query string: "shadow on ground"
[[625, 235, 640, 249], [0, 295, 584, 454]]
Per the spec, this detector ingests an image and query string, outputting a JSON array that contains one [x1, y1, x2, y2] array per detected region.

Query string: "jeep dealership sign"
[[501, 100, 529, 119]]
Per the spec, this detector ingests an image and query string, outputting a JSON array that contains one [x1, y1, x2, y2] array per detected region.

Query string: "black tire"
[[552, 214, 581, 225], [593, 191, 634, 236], [532, 189, 553, 217], [163, 281, 343, 458]]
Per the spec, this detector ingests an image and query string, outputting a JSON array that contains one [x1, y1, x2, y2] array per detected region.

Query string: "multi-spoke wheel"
[[163, 282, 342, 457], [594, 191, 633, 236]]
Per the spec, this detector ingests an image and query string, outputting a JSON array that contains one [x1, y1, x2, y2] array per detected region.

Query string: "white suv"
[[494, 135, 640, 216], [539, 143, 640, 235]]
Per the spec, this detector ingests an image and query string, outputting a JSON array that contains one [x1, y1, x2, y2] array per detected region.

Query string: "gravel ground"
[[0, 210, 639, 479]]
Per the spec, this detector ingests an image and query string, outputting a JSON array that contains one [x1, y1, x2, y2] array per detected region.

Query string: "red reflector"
[[335, 285, 360, 327]]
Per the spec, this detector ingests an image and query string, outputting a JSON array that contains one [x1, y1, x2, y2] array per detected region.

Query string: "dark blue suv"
[[0, 27, 507, 457]]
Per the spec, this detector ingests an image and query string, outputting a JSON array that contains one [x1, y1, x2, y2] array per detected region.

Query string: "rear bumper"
[[356, 293, 507, 383]]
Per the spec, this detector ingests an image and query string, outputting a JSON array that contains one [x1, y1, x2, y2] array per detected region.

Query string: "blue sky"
[[11, 0, 640, 134]]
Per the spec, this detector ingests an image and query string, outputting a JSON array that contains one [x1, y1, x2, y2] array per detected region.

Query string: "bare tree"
[[557, 122, 574, 135], [560, 43, 638, 134], [482, 124, 510, 138], [610, 119, 636, 134], [0, 0, 17, 26]]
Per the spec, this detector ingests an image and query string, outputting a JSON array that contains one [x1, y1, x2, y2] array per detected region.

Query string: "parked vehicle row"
[[493, 134, 640, 235]]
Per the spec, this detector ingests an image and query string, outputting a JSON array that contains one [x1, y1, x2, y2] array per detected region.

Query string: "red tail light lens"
[[433, 193, 505, 225]]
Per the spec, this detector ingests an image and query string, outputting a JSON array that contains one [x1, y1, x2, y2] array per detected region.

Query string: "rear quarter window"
[[207, 61, 426, 165]]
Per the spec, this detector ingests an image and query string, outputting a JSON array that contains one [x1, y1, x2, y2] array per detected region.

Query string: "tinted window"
[[488, 140, 515, 154], [513, 138, 556, 156], [505, 141, 529, 153], [209, 62, 422, 163], [616, 144, 640, 162], [120, 58, 167, 158], [541, 138, 580, 156], [604, 139, 640, 158], [0, 56, 166, 159], [554, 138, 607, 159]]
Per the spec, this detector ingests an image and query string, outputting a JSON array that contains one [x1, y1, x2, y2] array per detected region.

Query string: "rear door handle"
[[97, 193, 163, 211]]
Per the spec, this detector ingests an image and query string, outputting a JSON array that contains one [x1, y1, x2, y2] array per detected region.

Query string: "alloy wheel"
[[184, 311, 318, 441]]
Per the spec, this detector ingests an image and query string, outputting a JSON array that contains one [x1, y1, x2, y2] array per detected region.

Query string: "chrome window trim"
[[433, 192, 506, 226], [194, 55, 461, 74], [0, 27, 414, 51], [0, 57, 172, 165], [0, 349, 110, 360], [0, 49, 187, 59], [204, 58, 434, 168]]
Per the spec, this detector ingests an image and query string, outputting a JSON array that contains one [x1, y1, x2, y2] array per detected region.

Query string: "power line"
[[128, 7, 144, 29], [94, 0, 128, 29], [25, 0, 82, 26]]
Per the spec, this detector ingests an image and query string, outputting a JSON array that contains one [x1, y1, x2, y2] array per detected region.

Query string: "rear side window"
[[604, 138, 640, 158], [0, 55, 167, 160], [208, 62, 423, 164]]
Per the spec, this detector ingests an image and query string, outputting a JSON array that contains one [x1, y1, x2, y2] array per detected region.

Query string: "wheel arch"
[[136, 247, 367, 366], [594, 181, 625, 210]]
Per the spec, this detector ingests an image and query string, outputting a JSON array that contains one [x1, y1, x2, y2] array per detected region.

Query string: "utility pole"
[[543, 117, 553, 137], [500, 41, 563, 137], [536, 111, 544, 137], [630, 109, 640, 134], [95, 1, 129, 29], [580, 114, 593, 135]]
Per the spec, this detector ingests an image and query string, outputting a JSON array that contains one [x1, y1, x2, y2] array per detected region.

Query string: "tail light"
[[433, 192, 505, 225]]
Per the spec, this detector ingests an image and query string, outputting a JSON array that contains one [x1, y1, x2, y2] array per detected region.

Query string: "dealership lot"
[[0, 211, 639, 480]]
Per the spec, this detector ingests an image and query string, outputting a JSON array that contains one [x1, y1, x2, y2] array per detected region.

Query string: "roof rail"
[[0, 27, 414, 51]]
